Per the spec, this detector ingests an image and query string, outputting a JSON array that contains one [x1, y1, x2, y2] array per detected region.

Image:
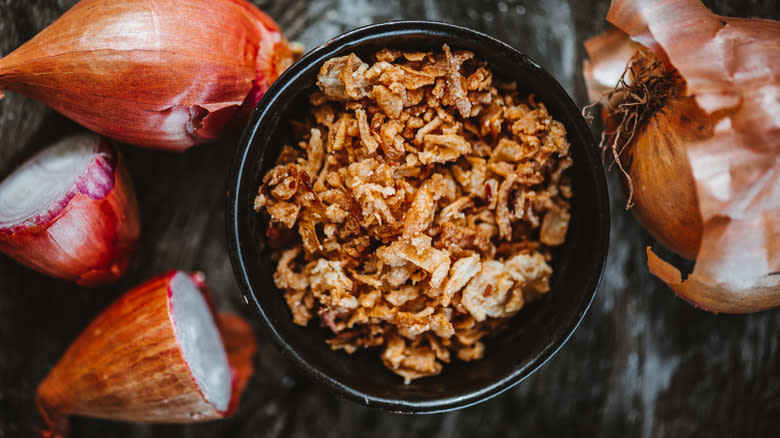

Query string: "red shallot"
[[0, 0, 296, 151], [0, 133, 140, 286], [36, 271, 257, 437]]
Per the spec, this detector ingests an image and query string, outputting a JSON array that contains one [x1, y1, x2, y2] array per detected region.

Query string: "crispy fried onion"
[[255, 45, 573, 382]]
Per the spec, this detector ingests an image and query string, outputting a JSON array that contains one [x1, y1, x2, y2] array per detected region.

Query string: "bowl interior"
[[228, 21, 609, 413]]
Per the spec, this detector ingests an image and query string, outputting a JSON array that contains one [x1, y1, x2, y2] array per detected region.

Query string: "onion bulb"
[[0, 0, 296, 151], [584, 0, 780, 312], [36, 271, 257, 437], [0, 133, 140, 286]]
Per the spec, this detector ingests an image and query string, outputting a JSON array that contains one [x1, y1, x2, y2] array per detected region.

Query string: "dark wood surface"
[[1, 0, 778, 436]]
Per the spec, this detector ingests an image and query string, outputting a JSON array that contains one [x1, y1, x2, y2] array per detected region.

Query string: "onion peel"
[[647, 247, 780, 313]]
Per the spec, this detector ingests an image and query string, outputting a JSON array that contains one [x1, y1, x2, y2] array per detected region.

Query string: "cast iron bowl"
[[227, 21, 609, 414]]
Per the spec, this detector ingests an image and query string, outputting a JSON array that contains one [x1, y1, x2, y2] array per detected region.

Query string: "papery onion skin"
[[647, 248, 780, 313], [36, 271, 257, 438], [583, 26, 643, 103], [0, 0, 295, 151], [0, 135, 140, 286]]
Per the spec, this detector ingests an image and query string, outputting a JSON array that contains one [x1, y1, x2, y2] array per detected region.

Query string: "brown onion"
[[593, 52, 711, 259], [622, 88, 707, 260], [584, 0, 780, 312]]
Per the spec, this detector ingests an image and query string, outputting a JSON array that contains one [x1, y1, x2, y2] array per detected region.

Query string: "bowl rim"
[[227, 20, 610, 414]]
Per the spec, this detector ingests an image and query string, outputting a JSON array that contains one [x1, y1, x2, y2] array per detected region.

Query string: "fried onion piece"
[[403, 173, 445, 238], [317, 53, 370, 100], [540, 202, 571, 246], [382, 333, 444, 383], [419, 134, 473, 165], [382, 239, 451, 289], [441, 254, 481, 307], [461, 260, 521, 321]]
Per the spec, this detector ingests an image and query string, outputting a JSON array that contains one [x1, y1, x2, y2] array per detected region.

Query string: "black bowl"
[[227, 21, 609, 414]]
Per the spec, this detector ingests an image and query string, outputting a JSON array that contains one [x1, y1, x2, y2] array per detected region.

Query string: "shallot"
[[36, 271, 256, 437], [0, 133, 139, 286], [0, 0, 296, 150]]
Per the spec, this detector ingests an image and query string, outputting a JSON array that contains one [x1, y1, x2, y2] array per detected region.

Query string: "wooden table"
[[1, 0, 778, 436]]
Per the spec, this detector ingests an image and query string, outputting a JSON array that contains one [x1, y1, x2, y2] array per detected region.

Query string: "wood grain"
[[0, 0, 778, 437]]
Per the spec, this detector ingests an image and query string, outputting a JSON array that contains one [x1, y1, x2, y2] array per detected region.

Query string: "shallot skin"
[[0, 0, 295, 150], [0, 138, 140, 286], [36, 271, 256, 437]]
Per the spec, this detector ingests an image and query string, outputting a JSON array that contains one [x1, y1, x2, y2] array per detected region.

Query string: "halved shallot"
[[36, 271, 257, 437], [0, 0, 296, 150], [0, 133, 140, 286]]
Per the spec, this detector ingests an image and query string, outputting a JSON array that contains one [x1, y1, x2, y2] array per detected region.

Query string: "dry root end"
[[582, 49, 678, 209], [35, 397, 70, 438]]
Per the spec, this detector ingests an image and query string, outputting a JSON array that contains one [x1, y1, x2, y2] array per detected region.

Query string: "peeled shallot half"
[[36, 271, 257, 437]]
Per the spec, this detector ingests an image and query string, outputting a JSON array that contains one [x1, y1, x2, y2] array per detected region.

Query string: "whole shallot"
[[0, 0, 296, 150]]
